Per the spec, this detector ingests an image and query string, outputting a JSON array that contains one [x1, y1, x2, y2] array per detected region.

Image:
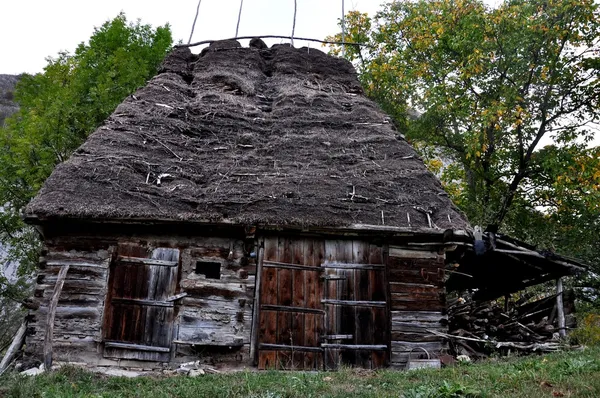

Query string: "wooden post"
[[0, 322, 27, 375], [250, 240, 264, 365], [43, 265, 69, 370], [556, 278, 566, 338]]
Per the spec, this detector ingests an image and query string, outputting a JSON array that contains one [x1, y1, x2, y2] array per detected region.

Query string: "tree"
[[326, 1, 600, 264], [0, 14, 172, 308]]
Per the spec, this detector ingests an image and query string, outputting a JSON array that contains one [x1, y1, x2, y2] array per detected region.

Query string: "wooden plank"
[[389, 248, 441, 259], [322, 299, 386, 307], [118, 256, 177, 267], [321, 263, 384, 270], [46, 260, 108, 269], [259, 343, 323, 353], [261, 305, 325, 315], [111, 298, 174, 307], [258, 351, 277, 370], [391, 311, 447, 322], [104, 341, 170, 352], [291, 238, 305, 368], [321, 344, 388, 350], [44, 265, 69, 370], [0, 323, 26, 376], [322, 334, 354, 340], [263, 261, 324, 272], [250, 241, 264, 364]]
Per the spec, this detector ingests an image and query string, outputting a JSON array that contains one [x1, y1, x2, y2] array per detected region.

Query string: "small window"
[[195, 261, 221, 279]]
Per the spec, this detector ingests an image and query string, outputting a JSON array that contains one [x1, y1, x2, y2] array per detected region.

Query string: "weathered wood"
[[322, 299, 386, 307], [104, 341, 171, 352], [321, 262, 384, 270], [46, 260, 108, 269], [117, 256, 178, 267], [322, 334, 354, 340], [44, 265, 70, 370], [391, 311, 447, 322], [261, 305, 325, 315], [389, 247, 441, 259], [111, 298, 174, 307], [556, 278, 566, 338], [259, 343, 323, 353], [263, 261, 323, 272], [0, 322, 27, 375], [321, 344, 388, 350], [250, 242, 264, 364]]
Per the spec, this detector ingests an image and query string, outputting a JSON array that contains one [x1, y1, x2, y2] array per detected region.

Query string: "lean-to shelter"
[[24, 40, 473, 370]]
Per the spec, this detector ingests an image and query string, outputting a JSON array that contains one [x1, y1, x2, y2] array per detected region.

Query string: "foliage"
[[0, 13, 172, 277], [326, 0, 600, 288], [2, 347, 600, 397], [0, 14, 172, 348], [571, 313, 600, 346]]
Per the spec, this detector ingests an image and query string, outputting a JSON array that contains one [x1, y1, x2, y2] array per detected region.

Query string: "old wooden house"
[[24, 40, 473, 371]]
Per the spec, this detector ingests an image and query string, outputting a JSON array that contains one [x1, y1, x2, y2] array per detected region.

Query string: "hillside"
[[0, 74, 20, 126]]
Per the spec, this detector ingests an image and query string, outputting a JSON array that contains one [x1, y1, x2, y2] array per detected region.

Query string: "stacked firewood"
[[445, 293, 573, 358]]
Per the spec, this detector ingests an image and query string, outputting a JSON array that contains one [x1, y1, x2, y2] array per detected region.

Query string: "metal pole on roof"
[[187, 0, 202, 44], [291, 0, 297, 47], [236, 0, 244, 37], [341, 0, 346, 57]]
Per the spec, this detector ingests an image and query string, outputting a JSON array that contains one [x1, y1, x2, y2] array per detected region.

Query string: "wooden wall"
[[27, 228, 449, 370], [27, 234, 255, 368], [387, 247, 448, 368]]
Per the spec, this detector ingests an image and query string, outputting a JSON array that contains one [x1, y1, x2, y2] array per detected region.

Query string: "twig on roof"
[[178, 35, 372, 49], [291, 0, 297, 48]]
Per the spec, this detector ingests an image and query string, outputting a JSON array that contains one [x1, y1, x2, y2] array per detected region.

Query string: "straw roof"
[[25, 40, 468, 230]]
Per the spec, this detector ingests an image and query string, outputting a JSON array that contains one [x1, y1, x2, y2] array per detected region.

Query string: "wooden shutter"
[[103, 246, 180, 362]]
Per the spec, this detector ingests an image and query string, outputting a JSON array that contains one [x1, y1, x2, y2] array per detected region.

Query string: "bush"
[[571, 313, 600, 346]]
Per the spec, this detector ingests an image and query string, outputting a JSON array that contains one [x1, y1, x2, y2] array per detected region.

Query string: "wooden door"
[[103, 245, 180, 362], [257, 237, 325, 370], [322, 240, 389, 369]]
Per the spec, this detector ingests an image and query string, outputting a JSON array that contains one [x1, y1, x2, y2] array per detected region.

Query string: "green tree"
[[0, 14, 172, 306], [327, 1, 600, 261]]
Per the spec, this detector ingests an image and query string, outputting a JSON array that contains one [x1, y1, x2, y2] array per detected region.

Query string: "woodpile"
[[444, 291, 575, 358]]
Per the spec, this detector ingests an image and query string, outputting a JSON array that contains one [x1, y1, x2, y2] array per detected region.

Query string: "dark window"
[[195, 261, 221, 279]]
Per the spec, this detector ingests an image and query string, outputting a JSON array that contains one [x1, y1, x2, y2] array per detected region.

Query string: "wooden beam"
[[250, 242, 264, 365], [259, 343, 323, 353], [263, 261, 323, 272], [111, 298, 174, 307], [321, 263, 384, 270], [44, 265, 69, 370], [556, 278, 566, 338], [117, 256, 177, 267], [104, 341, 171, 352], [321, 344, 388, 351], [261, 304, 325, 315], [0, 322, 27, 376], [321, 299, 387, 307]]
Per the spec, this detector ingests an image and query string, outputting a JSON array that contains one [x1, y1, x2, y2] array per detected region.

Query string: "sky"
[[0, 0, 383, 75]]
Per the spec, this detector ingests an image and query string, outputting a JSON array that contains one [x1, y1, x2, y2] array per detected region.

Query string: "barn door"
[[321, 241, 389, 370], [103, 245, 180, 362], [257, 237, 325, 370]]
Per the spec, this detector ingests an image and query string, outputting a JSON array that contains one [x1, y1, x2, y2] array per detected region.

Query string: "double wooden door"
[[256, 237, 389, 370], [103, 245, 180, 361]]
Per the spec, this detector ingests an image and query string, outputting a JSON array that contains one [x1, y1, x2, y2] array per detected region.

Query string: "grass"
[[1, 347, 600, 398]]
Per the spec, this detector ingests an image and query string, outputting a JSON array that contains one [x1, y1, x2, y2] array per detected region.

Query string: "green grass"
[[1, 347, 600, 397]]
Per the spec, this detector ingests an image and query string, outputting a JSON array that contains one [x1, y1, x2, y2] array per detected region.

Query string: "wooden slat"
[[321, 263, 384, 270], [388, 248, 441, 259], [104, 341, 170, 352], [259, 343, 324, 353], [322, 299, 386, 307], [322, 334, 353, 340], [43, 265, 70, 370], [263, 261, 323, 272], [117, 256, 177, 267], [111, 298, 174, 307], [261, 305, 325, 315], [321, 344, 388, 350]]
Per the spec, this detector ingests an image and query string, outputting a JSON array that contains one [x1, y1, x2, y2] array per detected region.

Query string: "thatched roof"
[[25, 40, 468, 230]]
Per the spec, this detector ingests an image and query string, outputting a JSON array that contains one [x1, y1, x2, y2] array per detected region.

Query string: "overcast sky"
[[1, 0, 384, 75]]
